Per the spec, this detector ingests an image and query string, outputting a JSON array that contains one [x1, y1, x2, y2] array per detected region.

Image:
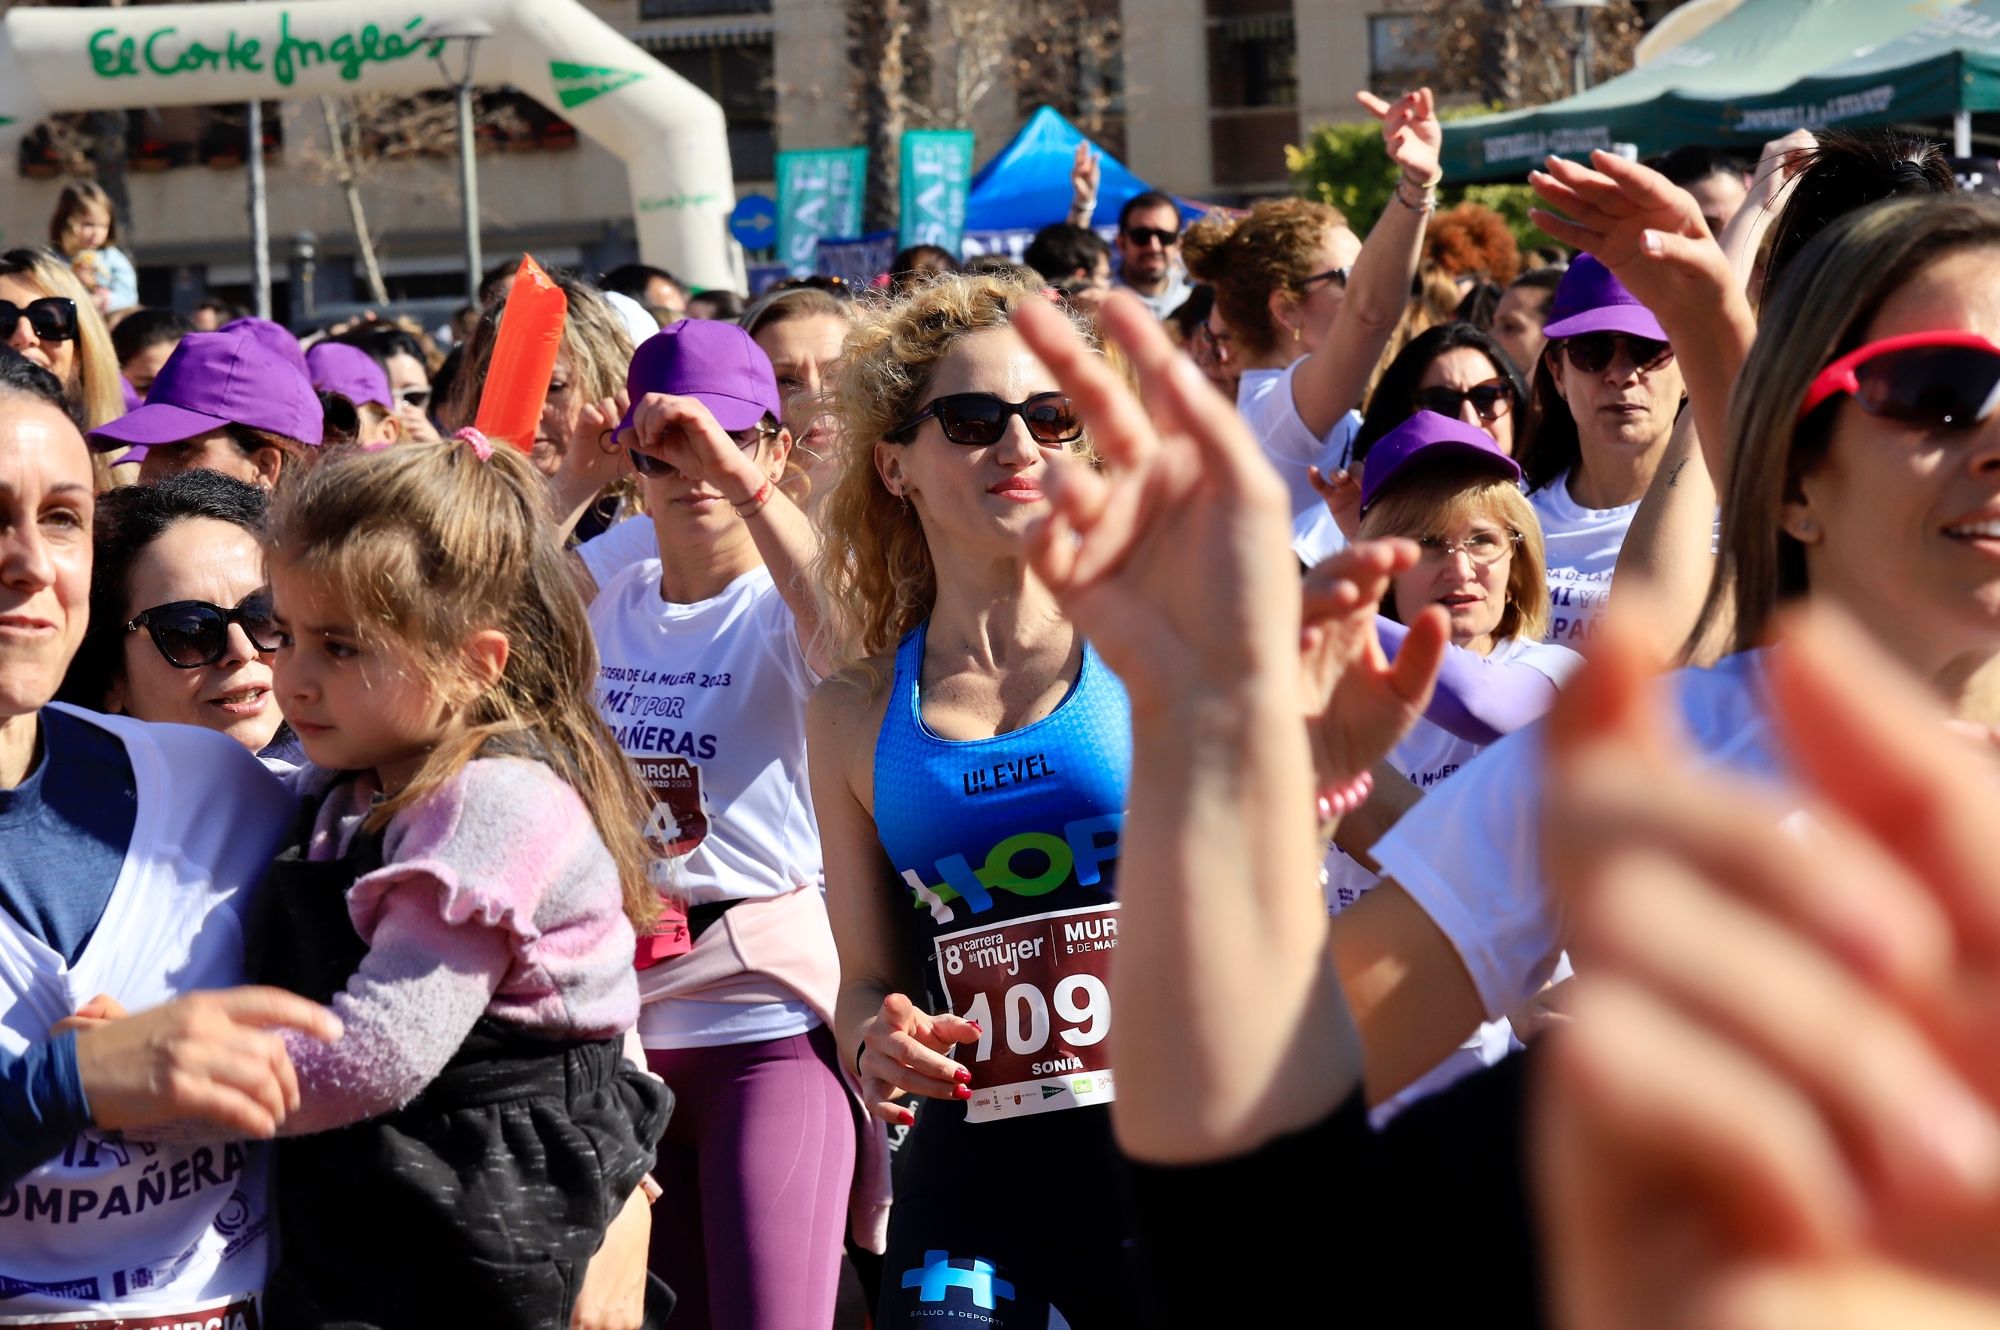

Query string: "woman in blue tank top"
[[808, 273, 1138, 1327]]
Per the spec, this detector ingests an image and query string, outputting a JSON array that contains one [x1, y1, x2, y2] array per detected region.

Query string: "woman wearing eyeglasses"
[[1181, 88, 1441, 523], [58, 471, 290, 761], [587, 319, 861, 1330], [1295, 321, 1530, 568], [1515, 254, 1685, 644], [809, 272, 1138, 1328], [0, 248, 125, 433]]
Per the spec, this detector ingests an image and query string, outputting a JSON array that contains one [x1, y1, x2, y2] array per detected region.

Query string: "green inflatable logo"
[[549, 60, 643, 110]]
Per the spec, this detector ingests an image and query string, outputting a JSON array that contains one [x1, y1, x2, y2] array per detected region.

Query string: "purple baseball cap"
[[1540, 254, 1668, 342], [616, 319, 781, 438], [88, 320, 323, 456], [1360, 410, 1522, 513], [306, 342, 392, 411]]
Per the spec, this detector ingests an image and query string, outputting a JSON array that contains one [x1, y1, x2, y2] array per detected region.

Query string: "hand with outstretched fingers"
[[622, 392, 769, 503], [856, 993, 982, 1126], [1537, 604, 2000, 1330], [72, 987, 343, 1139], [1297, 540, 1446, 789], [1071, 141, 1101, 211], [1307, 464, 1363, 543], [396, 401, 443, 446], [1528, 151, 1738, 339], [1358, 87, 1442, 183], [1010, 291, 1304, 718]]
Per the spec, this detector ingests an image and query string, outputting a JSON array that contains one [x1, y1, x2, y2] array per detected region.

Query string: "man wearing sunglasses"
[[1113, 192, 1193, 321]]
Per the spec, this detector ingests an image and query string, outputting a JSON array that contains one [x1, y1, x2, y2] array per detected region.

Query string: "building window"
[[1209, 14, 1297, 109], [1368, 14, 1432, 82], [656, 39, 776, 179]]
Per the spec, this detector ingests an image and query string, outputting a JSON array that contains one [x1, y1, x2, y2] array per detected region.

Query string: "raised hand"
[[1307, 464, 1362, 543], [1358, 87, 1442, 184], [578, 388, 632, 459], [855, 993, 982, 1126], [1528, 151, 1735, 332], [1297, 541, 1446, 787], [1538, 607, 2000, 1330], [1070, 141, 1101, 216], [622, 392, 769, 502], [1011, 291, 1302, 716]]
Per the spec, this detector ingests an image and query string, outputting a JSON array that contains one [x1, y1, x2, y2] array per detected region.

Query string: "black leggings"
[[876, 1100, 1138, 1328]]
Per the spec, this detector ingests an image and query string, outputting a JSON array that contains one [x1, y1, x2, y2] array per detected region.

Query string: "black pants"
[[876, 1100, 1138, 1328]]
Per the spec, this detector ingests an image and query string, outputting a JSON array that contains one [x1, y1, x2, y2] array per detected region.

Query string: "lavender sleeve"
[[1376, 617, 1561, 746], [277, 884, 512, 1136]]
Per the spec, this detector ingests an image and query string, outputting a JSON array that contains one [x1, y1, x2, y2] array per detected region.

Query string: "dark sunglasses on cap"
[[1, 297, 78, 343], [1413, 380, 1516, 424], [1558, 332, 1675, 375], [1122, 226, 1179, 249], [889, 391, 1083, 447], [628, 418, 779, 479], [125, 595, 282, 669], [1799, 330, 2000, 428]]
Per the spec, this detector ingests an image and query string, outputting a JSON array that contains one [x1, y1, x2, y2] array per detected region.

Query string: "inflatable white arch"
[[0, 0, 740, 290]]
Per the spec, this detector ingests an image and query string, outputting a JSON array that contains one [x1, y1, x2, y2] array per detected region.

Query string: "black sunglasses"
[[1, 297, 78, 343], [1122, 226, 1179, 248], [1559, 332, 1674, 375], [125, 596, 282, 669], [1414, 381, 1516, 424], [628, 419, 778, 479], [1293, 267, 1349, 294], [890, 392, 1083, 447]]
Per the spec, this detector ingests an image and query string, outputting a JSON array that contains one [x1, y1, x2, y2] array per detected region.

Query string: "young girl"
[[50, 181, 138, 315], [257, 434, 670, 1327]]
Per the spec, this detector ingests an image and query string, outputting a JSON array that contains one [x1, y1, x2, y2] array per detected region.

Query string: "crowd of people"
[[4, 78, 2000, 1330]]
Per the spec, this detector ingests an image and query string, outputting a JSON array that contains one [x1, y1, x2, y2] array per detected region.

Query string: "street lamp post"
[[1546, 0, 1606, 97], [292, 231, 318, 325], [422, 19, 496, 307]]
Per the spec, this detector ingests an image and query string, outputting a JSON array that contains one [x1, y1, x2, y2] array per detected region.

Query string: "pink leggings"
[[645, 1025, 856, 1329]]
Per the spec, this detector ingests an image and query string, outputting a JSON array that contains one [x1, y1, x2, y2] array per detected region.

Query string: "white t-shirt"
[[0, 707, 293, 1318], [1236, 361, 1362, 521], [1292, 504, 1348, 569], [1372, 650, 1780, 1022], [588, 562, 826, 1050], [1528, 469, 1637, 646], [578, 516, 660, 590]]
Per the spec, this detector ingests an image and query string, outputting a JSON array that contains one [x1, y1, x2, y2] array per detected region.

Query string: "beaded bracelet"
[[1315, 768, 1376, 824]]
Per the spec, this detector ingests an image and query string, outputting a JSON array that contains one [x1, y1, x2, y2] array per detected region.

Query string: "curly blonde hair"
[[815, 273, 1094, 669], [1182, 199, 1348, 362]]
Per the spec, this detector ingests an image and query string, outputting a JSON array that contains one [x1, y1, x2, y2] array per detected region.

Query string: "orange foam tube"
[[473, 255, 569, 453]]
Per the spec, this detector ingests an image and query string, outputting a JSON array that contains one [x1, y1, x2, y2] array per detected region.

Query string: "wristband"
[[733, 478, 774, 518], [1315, 769, 1376, 823], [1402, 169, 1444, 191]]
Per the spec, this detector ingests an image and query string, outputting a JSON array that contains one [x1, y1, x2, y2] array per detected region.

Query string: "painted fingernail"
[[954, 1085, 972, 1100], [1642, 230, 1664, 255], [967, 1021, 983, 1033], [899, 1108, 916, 1125], [953, 1068, 971, 1084]]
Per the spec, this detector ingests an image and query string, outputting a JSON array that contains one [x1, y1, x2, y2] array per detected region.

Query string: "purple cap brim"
[[1542, 304, 1669, 342], [86, 400, 231, 453], [615, 391, 769, 440], [1361, 440, 1521, 512]]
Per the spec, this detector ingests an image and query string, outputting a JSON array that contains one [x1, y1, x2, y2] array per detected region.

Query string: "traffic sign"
[[729, 194, 778, 250]]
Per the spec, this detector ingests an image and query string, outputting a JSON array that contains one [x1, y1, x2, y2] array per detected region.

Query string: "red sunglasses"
[[1798, 330, 2000, 427]]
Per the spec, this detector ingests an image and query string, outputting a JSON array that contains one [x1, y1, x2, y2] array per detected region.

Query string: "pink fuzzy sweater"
[[278, 757, 640, 1136]]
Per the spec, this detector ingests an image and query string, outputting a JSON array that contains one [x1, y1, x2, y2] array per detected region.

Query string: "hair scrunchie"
[[453, 426, 495, 461]]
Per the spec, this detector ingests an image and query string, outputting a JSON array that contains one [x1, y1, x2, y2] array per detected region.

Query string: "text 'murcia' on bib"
[[872, 625, 1133, 1123]]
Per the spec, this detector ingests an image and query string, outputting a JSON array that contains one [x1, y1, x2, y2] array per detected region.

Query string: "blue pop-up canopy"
[[965, 105, 1198, 231]]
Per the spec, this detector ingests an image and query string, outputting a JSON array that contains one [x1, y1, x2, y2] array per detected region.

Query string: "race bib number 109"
[[932, 904, 1117, 1123]]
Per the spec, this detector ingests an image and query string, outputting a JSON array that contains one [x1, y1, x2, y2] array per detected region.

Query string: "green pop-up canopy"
[[1692, 0, 2000, 143], [1440, 0, 1968, 181]]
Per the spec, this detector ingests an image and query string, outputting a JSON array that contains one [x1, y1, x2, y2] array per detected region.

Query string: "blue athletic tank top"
[[873, 623, 1132, 1003]]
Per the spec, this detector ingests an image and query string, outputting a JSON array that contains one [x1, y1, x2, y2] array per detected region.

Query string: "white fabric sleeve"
[[1239, 364, 1361, 519], [1369, 724, 1565, 1019], [577, 516, 660, 588]]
